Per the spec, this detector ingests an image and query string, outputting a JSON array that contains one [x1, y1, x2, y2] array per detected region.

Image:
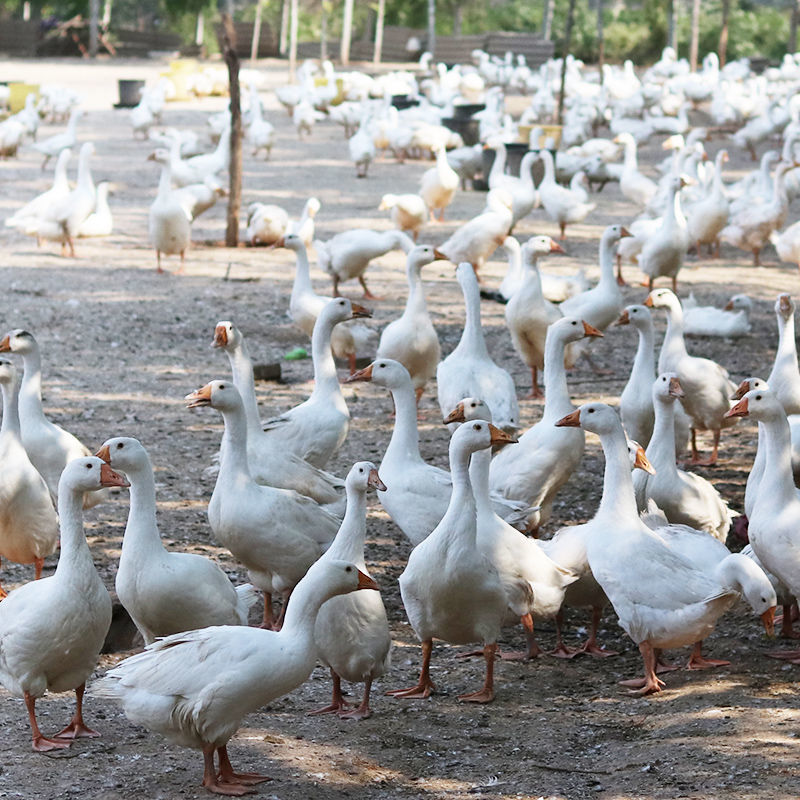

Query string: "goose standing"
[[311, 462, 391, 719], [0, 457, 120, 750], [387, 421, 514, 702], [33, 108, 80, 170], [378, 193, 427, 241], [685, 149, 730, 256], [767, 294, 800, 416], [185, 381, 341, 629], [0, 329, 109, 508], [615, 131, 658, 207], [96, 558, 377, 793], [0, 360, 58, 596], [348, 114, 376, 178], [376, 245, 442, 403], [4, 148, 71, 231], [77, 181, 112, 238], [646, 289, 737, 465], [535, 149, 596, 238], [437, 263, 520, 433], [147, 153, 191, 274], [97, 437, 258, 645], [419, 145, 459, 221]]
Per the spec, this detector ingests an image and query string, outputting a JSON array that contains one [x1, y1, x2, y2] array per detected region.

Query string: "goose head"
[[554, 401, 620, 438], [549, 316, 604, 346], [616, 303, 652, 329], [301, 557, 379, 599], [212, 320, 242, 351], [345, 358, 411, 390], [408, 243, 446, 272], [185, 380, 243, 413], [601, 223, 632, 248], [443, 396, 491, 425], [725, 386, 785, 424], [775, 293, 794, 320], [304, 197, 321, 217], [645, 287, 681, 312], [450, 417, 517, 458], [724, 294, 752, 313], [60, 456, 129, 497], [96, 436, 148, 475], [521, 235, 564, 263], [717, 554, 777, 633], [347, 460, 387, 493], [625, 439, 655, 473], [731, 376, 767, 400], [275, 232, 305, 252], [146, 148, 170, 165], [0, 328, 37, 356], [0, 357, 18, 388], [652, 372, 684, 405], [320, 296, 372, 326]]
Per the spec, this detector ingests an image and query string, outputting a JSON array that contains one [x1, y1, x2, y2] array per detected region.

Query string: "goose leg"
[[501, 613, 543, 660], [348, 353, 357, 375], [216, 745, 271, 786], [0, 557, 6, 599], [201, 744, 251, 795], [415, 386, 424, 406], [549, 609, 581, 658], [525, 367, 544, 399], [332, 275, 341, 297], [358, 275, 382, 300], [34, 557, 44, 580], [577, 606, 619, 657], [753, 247, 761, 266], [458, 643, 497, 703], [53, 683, 101, 740], [24, 692, 70, 752], [308, 669, 350, 715], [339, 676, 374, 720], [386, 639, 435, 698], [177, 250, 186, 275], [616, 254, 626, 286], [258, 592, 274, 629], [620, 642, 666, 695], [671, 275, 677, 293], [779, 602, 800, 639], [686, 641, 731, 670], [156, 250, 164, 274], [689, 429, 720, 466]]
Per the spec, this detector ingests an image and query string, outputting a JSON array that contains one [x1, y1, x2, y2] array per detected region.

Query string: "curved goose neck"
[[658, 301, 688, 371], [596, 424, 639, 520], [598, 232, 618, 286], [518, 152, 537, 190], [540, 150, 556, 184], [489, 144, 507, 184], [757, 412, 796, 507], [440, 438, 477, 540], [290, 243, 314, 298], [18, 345, 47, 424], [631, 319, 656, 385], [226, 338, 262, 436], [770, 311, 799, 379], [122, 455, 163, 555], [218, 397, 253, 480], [385, 379, 423, 464], [325, 485, 367, 565], [455, 273, 489, 358], [648, 396, 678, 472], [404, 260, 428, 319], [542, 330, 574, 422], [310, 313, 343, 399], [280, 573, 334, 642], [623, 138, 638, 169], [0, 374, 21, 438], [54, 482, 94, 575], [469, 448, 493, 517]]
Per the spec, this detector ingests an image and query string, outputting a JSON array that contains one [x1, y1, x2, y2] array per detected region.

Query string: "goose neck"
[[623, 138, 638, 169], [310, 314, 342, 396], [598, 232, 618, 286], [157, 163, 173, 198], [596, 425, 639, 520], [542, 331, 573, 421], [54, 482, 94, 575], [122, 460, 164, 555], [489, 144, 507, 184], [468, 448, 493, 515], [325, 487, 367, 565], [226, 339, 262, 436], [385, 381, 423, 463], [631, 320, 656, 384], [290, 244, 314, 296], [441, 439, 477, 538], [757, 413, 797, 507], [218, 398, 253, 480], [658, 303, 688, 369], [455, 276, 489, 358], [18, 347, 47, 423], [648, 397, 679, 473], [0, 374, 21, 437], [540, 150, 555, 184], [774, 312, 799, 366], [404, 263, 427, 317]]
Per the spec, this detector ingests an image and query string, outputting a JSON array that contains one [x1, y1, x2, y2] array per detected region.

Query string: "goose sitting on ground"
[[0, 329, 109, 509], [0, 360, 58, 597], [77, 181, 112, 238], [95, 558, 377, 794], [97, 437, 258, 645], [311, 462, 392, 719], [0, 457, 121, 751], [682, 293, 752, 338], [315, 229, 413, 298]]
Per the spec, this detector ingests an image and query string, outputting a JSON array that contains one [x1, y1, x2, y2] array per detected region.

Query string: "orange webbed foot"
[[385, 681, 434, 699], [457, 687, 494, 704], [32, 735, 72, 752]]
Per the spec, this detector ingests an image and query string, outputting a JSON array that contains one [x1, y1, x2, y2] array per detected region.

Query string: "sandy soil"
[[0, 56, 799, 800]]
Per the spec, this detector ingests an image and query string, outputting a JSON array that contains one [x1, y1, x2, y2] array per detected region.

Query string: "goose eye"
[[571, 321, 577, 325], [473, 423, 481, 431], [756, 394, 762, 400], [588, 408, 595, 413], [345, 565, 352, 572], [85, 463, 92, 469], [219, 384, 225, 390], [117, 442, 124, 449]]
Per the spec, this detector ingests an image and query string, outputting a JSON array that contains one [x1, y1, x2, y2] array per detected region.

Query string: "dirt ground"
[[0, 56, 799, 800]]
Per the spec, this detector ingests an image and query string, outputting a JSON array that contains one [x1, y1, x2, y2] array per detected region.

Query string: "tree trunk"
[[251, 2, 262, 61], [718, 0, 730, 67], [320, 1, 328, 62], [557, 0, 577, 125], [102, 0, 112, 28], [279, 0, 289, 56], [289, 0, 299, 79], [195, 11, 204, 48], [341, 0, 354, 65], [221, 14, 242, 248], [689, 0, 701, 71], [596, 0, 605, 81], [373, 0, 386, 64], [88, 0, 99, 56], [542, 0, 553, 41], [453, 4, 462, 36], [791, 0, 800, 54], [668, 0, 678, 52], [427, 0, 436, 58]]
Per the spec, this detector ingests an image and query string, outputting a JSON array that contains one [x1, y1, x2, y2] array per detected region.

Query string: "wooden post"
[[88, 0, 99, 56], [542, 0, 553, 41], [791, 0, 800, 54], [596, 0, 605, 82], [320, 0, 328, 63], [341, 0, 354, 65], [289, 0, 299, 79], [279, 0, 289, 55], [668, 0, 678, 52], [427, 0, 436, 58], [373, 0, 385, 65], [689, 0, 700, 72], [251, 1, 263, 62], [222, 13, 242, 248], [557, 0, 576, 125], [719, 0, 730, 67]]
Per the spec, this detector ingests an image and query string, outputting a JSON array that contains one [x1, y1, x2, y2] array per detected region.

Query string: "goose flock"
[[3, 45, 800, 794]]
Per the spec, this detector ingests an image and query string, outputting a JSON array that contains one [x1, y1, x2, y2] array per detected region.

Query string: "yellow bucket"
[[8, 82, 39, 113], [519, 123, 563, 149]]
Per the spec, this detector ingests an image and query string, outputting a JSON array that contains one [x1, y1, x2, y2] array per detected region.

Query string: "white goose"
[[767, 294, 800, 416], [682, 293, 752, 338], [685, 149, 730, 256], [186, 381, 341, 629], [535, 149, 596, 238], [387, 420, 514, 703], [615, 131, 658, 207], [437, 262, 520, 433], [646, 288, 737, 465], [0, 329, 108, 509], [4, 148, 71, 231], [212, 320, 345, 505], [77, 181, 112, 238], [311, 462, 392, 719], [96, 558, 376, 794], [147, 154, 191, 274], [376, 244, 442, 403], [0, 360, 58, 596], [97, 437, 258, 645], [0, 457, 120, 751], [378, 193, 427, 241], [488, 144, 539, 229], [32, 108, 81, 169], [632, 375, 733, 541], [489, 317, 603, 534], [419, 145, 459, 220]]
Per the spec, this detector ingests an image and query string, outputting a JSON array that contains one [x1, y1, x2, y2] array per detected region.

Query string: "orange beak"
[[357, 569, 379, 590], [620, 226, 632, 238], [721, 150, 729, 162], [95, 444, 111, 464], [489, 424, 517, 446], [732, 380, 752, 400], [443, 401, 466, 425], [724, 300, 734, 311], [583, 321, 603, 337], [433, 248, 447, 260], [761, 606, 776, 638], [185, 383, 214, 408], [344, 363, 374, 383], [0, 335, 9, 352], [550, 240, 565, 254], [668, 376, 684, 399], [555, 409, 581, 427], [725, 397, 749, 418], [779, 294, 792, 315], [100, 463, 129, 488], [633, 445, 656, 475], [350, 302, 372, 319], [644, 294, 654, 307], [616, 309, 630, 326], [367, 468, 387, 492], [213, 325, 228, 348], [273, 236, 285, 248]]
